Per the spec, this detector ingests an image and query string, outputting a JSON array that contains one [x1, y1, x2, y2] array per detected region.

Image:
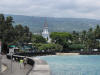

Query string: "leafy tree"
[[50, 32, 72, 50], [79, 30, 87, 45], [0, 14, 32, 53], [94, 25, 100, 39], [0, 14, 6, 40], [32, 35, 46, 43], [69, 44, 85, 50], [38, 43, 63, 52], [72, 31, 80, 44]]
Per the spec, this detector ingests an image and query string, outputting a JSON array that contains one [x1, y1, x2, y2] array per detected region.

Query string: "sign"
[[9, 48, 14, 55], [93, 49, 98, 51], [0, 41, 1, 53]]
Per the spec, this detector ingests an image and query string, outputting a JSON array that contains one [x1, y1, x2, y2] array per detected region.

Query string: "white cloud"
[[0, 0, 100, 19]]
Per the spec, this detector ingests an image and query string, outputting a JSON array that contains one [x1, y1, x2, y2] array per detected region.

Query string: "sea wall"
[[6, 54, 50, 75]]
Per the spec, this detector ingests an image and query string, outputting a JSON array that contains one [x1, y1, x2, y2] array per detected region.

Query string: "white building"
[[42, 20, 51, 42]]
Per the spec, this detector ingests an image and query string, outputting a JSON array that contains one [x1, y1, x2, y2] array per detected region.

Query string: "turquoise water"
[[40, 55, 100, 75]]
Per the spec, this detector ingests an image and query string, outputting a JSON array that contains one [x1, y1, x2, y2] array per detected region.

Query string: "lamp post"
[[9, 47, 14, 73]]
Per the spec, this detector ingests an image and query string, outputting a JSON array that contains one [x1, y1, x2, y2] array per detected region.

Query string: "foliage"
[[32, 35, 46, 43], [72, 25, 100, 51], [32, 43, 42, 50], [1, 14, 100, 53], [50, 32, 72, 50], [69, 44, 85, 50], [38, 43, 63, 52], [0, 14, 32, 45]]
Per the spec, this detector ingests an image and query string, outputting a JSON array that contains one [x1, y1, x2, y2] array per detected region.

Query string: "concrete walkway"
[[29, 57, 50, 75], [0, 55, 32, 75], [0, 56, 50, 75], [1, 65, 7, 72]]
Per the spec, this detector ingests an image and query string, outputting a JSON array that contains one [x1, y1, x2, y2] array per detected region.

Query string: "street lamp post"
[[9, 47, 14, 73]]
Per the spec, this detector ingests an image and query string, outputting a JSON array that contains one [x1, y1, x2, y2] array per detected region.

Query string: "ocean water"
[[40, 55, 100, 75]]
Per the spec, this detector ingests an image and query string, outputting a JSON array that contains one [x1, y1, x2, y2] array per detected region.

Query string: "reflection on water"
[[40, 55, 100, 75]]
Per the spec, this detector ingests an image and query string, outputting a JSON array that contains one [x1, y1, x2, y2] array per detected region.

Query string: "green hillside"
[[5, 14, 100, 33]]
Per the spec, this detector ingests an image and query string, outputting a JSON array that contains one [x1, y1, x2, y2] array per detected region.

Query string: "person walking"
[[23, 57, 27, 68], [20, 59, 24, 69]]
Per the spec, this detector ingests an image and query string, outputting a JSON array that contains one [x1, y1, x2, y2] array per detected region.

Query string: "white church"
[[42, 20, 51, 43]]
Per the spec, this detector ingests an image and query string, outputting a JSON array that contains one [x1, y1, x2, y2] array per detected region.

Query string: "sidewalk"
[[1, 65, 7, 72], [1, 55, 32, 75], [29, 57, 50, 75]]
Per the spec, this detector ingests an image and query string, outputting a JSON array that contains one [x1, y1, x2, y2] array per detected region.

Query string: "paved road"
[[0, 55, 32, 75]]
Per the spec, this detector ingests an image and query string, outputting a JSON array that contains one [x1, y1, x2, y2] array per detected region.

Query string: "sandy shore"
[[56, 53, 80, 55]]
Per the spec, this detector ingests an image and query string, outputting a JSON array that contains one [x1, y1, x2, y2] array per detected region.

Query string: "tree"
[[14, 24, 32, 43], [38, 43, 63, 52], [0, 14, 14, 53], [0, 14, 32, 53], [69, 44, 85, 50], [80, 30, 87, 45], [50, 32, 72, 50], [94, 25, 100, 39], [0, 15, 15, 44], [0, 14, 5, 40], [32, 35, 46, 43], [72, 31, 80, 44]]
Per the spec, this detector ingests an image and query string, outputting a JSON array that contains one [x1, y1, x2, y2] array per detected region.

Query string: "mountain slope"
[[5, 14, 100, 33]]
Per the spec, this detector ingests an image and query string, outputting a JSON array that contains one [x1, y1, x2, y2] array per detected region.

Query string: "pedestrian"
[[15, 58, 18, 62], [12, 57, 15, 62], [23, 57, 27, 68], [20, 59, 24, 69]]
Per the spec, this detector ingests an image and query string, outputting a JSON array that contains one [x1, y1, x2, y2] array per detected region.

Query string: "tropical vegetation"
[[0, 14, 100, 53]]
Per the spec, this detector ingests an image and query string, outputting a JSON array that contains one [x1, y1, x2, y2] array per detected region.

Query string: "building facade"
[[42, 20, 51, 42]]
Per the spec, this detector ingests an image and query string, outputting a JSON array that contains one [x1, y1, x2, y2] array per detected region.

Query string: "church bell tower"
[[42, 19, 50, 42]]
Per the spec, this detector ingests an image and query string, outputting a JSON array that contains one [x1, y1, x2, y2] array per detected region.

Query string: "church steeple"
[[44, 19, 48, 28], [42, 19, 50, 42]]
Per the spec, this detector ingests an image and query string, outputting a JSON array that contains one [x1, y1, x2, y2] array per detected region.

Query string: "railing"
[[6, 54, 35, 66], [15, 52, 56, 57], [6, 54, 35, 75]]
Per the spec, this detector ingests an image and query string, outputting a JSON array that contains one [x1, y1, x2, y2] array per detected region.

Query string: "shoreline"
[[56, 53, 80, 55]]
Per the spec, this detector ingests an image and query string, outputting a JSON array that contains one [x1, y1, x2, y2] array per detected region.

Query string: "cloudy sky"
[[0, 0, 100, 19]]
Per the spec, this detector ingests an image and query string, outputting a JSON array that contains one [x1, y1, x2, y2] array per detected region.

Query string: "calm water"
[[40, 55, 100, 75]]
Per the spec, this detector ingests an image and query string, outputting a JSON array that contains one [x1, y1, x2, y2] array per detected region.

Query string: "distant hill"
[[5, 14, 100, 33]]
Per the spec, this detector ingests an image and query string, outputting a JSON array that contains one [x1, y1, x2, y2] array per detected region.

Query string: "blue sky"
[[0, 0, 100, 19]]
